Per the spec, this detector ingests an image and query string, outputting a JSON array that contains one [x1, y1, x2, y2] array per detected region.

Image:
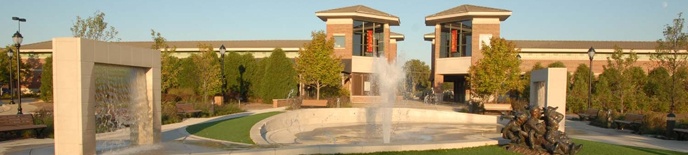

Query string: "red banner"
[[366, 30, 373, 53], [451, 29, 457, 53]]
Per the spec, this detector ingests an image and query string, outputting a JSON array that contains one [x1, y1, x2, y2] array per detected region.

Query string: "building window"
[[334, 35, 345, 49], [440, 20, 472, 58], [353, 20, 384, 57]]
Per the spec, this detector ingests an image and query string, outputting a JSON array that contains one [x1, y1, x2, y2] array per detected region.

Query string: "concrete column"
[[530, 68, 567, 132]]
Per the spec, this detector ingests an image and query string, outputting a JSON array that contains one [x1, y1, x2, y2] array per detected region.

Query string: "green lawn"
[[186, 111, 282, 144], [187, 112, 687, 155], [350, 139, 688, 155]]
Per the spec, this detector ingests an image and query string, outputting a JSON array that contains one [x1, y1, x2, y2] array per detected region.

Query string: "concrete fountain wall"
[[244, 108, 501, 154], [52, 38, 161, 155]]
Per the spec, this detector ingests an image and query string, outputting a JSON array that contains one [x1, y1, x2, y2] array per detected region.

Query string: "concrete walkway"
[[565, 119, 688, 153], [0, 98, 40, 115], [0, 107, 287, 155]]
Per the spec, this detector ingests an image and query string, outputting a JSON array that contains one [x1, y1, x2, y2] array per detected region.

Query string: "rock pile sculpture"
[[502, 106, 582, 155]]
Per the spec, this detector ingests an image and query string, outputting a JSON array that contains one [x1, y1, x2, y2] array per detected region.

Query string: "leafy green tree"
[[71, 11, 119, 42], [604, 46, 639, 114], [644, 67, 671, 112], [0, 46, 32, 95], [150, 30, 180, 93], [626, 66, 648, 112], [468, 37, 522, 103], [594, 68, 618, 111], [547, 61, 566, 68], [651, 13, 688, 113], [403, 59, 431, 98], [521, 62, 545, 101], [296, 31, 343, 100], [567, 64, 591, 113], [260, 48, 297, 103], [39, 56, 53, 102], [192, 44, 222, 105]]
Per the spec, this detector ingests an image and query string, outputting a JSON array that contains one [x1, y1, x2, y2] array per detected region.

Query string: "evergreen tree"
[[567, 64, 591, 113], [39, 56, 53, 102], [520, 62, 545, 101], [260, 48, 297, 103], [644, 67, 671, 112]]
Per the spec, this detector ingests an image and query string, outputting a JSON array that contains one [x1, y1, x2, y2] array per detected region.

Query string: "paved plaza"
[[1, 100, 687, 154]]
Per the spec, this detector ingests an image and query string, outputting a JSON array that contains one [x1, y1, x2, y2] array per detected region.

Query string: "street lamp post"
[[7, 50, 15, 106], [219, 44, 226, 104], [12, 16, 26, 115], [587, 47, 596, 110]]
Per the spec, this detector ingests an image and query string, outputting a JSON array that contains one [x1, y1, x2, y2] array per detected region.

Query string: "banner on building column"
[[451, 29, 457, 53], [366, 30, 373, 53]]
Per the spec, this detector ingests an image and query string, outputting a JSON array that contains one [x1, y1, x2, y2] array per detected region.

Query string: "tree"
[[521, 62, 545, 101], [295, 31, 343, 100], [0, 45, 32, 95], [547, 61, 566, 68], [604, 46, 639, 114], [567, 64, 591, 113], [651, 13, 688, 113], [594, 68, 618, 111], [403, 59, 431, 98], [626, 66, 648, 112], [39, 56, 53, 102], [71, 11, 119, 42], [644, 67, 671, 112], [151, 30, 180, 93], [239, 53, 259, 99], [468, 37, 522, 103], [192, 44, 223, 105], [261, 48, 297, 103]]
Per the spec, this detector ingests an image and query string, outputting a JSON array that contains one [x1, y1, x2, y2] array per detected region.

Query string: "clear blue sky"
[[1, 0, 686, 63]]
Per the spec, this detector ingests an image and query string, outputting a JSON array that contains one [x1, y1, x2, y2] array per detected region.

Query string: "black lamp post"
[[219, 44, 226, 104], [587, 47, 596, 110], [12, 17, 25, 115], [7, 49, 15, 106]]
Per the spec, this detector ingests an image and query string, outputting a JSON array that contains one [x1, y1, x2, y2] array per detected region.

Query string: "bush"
[[161, 101, 182, 125], [32, 109, 54, 138], [259, 48, 297, 104]]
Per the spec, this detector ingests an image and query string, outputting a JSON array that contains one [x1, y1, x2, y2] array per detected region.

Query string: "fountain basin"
[[248, 108, 504, 154]]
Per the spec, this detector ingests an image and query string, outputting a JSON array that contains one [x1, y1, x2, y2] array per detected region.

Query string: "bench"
[[613, 114, 644, 134], [578, 109, 599, 121], [176, 104, 201, 117], [675, 128, 688, 140], [483, 103, 512, 114], [301, 100, 328, 108], [0, 114, 47, 138]]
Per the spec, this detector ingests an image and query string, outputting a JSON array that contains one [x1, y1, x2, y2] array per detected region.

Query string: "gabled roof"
[[425, 4, 511, 25], [390, 32, 405, 41], [316, 5, 400, 26]]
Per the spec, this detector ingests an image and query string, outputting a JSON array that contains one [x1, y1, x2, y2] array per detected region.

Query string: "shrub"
[[32, 109, 54, 138], [259, 48, 297, 104], [212, 104, 244, 116], [161, 101, 182, 124]]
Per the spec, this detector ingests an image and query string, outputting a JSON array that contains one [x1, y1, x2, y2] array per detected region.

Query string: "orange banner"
[[366, 30, 373, 53], [451, 29, 457, 53]]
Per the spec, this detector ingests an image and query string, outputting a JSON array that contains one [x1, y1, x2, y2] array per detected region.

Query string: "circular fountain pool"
[[251, 108, 503, 147]]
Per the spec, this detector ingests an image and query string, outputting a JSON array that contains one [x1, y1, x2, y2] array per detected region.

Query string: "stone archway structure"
[[52, 38, 161, 154]]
